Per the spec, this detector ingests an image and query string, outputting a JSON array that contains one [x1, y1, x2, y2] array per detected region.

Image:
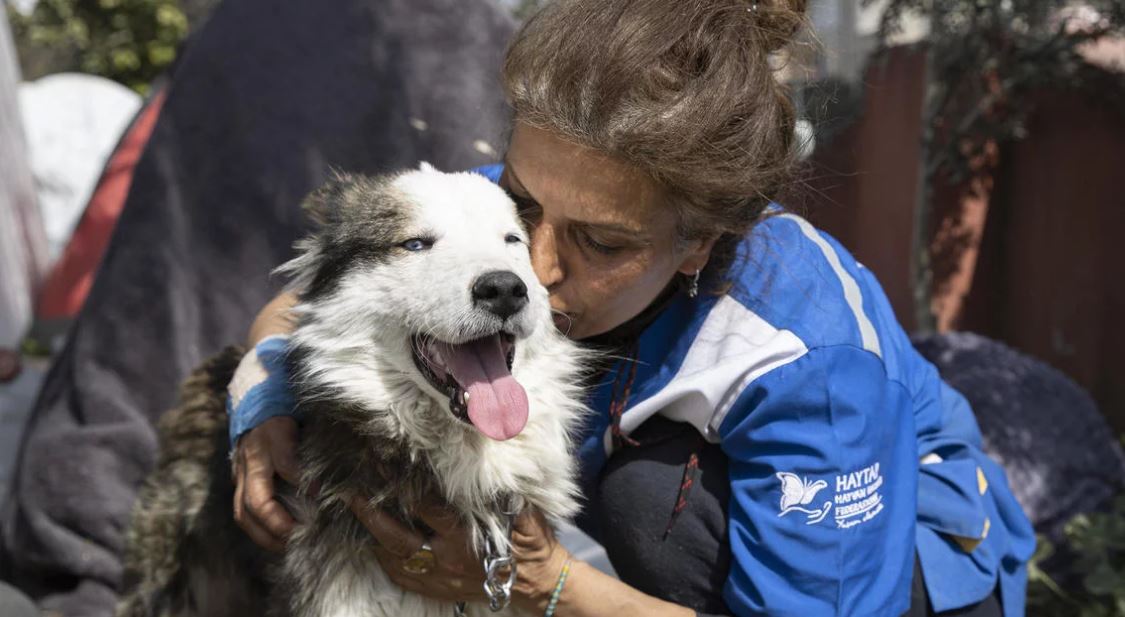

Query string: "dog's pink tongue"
[[443, 336, 528, 441]]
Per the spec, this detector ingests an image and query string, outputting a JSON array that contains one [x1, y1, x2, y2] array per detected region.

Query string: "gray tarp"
[[0, 1, 514, 614], [913, 332, 1125, 539]]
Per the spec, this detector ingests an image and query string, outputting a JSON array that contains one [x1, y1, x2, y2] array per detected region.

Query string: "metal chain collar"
[[452, 507, 518, 616], [482, 509, 518, 612]]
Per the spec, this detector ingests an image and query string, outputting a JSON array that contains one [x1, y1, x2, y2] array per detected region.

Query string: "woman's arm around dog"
[[349, 499, 696, 617], [231, 290, 300, 551]]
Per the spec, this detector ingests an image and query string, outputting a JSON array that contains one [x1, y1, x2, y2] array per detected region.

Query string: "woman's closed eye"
[[577, 228, 623, 255], [502, 184, 635, 257]]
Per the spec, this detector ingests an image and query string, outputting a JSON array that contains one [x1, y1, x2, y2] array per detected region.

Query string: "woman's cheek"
[[600, 269, 650, 316], [575, 253, 662, 335]]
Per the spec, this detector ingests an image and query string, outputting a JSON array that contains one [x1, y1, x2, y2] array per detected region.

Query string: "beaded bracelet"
[[544, 557, 573, 617]]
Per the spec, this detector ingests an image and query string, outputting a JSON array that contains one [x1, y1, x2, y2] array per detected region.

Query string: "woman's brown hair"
[[502, 0, 808, 283]]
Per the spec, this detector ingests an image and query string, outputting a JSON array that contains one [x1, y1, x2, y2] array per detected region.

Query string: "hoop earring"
[[687, 270, 700, 298]]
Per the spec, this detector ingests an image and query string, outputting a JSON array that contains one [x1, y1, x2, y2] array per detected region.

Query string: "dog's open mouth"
[[411, 332, 527, 441]]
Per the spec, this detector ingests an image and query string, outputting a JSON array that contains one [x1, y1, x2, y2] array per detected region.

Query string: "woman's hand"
[[231, 416, 301, 552], [350, 499, 570, 609]]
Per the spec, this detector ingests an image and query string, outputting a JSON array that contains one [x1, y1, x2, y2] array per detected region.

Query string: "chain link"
[[484, 553, 516, 610], [452, 503, 519, 615], [483, 507, 518, 612]]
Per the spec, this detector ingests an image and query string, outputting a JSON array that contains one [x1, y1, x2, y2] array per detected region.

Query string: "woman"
[[227, 0, 1035, 615]]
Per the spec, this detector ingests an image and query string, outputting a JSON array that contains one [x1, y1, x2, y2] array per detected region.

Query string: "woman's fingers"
[[348, 498, 496, 604], [512, 508, 550, 540], [350, 498, 424, 558], [268, 419, 301, 486], [232, 451, 286, 552], [416, 502, 461, 536], [416, 506, 476, 574], [243, 456, 296, 537], [372, 545, 486, 603], [230, 418, 300, 549]]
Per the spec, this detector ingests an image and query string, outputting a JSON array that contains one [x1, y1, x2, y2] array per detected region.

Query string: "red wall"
[[804, 48, 928, 330], [960, 91, 1125, 432]]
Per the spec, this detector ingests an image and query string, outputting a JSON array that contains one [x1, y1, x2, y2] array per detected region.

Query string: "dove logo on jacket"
[[776, 472, 833, 525]]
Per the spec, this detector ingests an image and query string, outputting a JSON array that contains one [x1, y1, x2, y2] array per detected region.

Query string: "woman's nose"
[[529, 223, 565, 290]]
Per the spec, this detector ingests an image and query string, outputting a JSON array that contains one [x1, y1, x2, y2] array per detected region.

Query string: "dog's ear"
[[301, 171, 355, 226]]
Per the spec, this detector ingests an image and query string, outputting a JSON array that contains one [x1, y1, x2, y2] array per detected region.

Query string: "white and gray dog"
[[117, 165, 587, 617]]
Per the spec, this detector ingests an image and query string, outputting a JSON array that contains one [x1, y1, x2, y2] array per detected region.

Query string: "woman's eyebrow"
[[577, 220, 649, 239], [504, 161, 539, 204], [504, 159, 650, 241]]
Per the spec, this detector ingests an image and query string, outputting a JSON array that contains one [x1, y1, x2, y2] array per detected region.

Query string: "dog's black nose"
[[472, 271, 528, 320]]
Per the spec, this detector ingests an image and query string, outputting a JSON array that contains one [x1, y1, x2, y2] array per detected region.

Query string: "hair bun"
[[750, 0, 808, 52]]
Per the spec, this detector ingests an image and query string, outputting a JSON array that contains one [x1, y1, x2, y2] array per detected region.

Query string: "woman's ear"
[[676, 235, 720, 276]]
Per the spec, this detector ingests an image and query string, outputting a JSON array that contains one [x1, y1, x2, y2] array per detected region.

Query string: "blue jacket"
[[231, 164, 1035, 616], [574, 212, 1036, 616]]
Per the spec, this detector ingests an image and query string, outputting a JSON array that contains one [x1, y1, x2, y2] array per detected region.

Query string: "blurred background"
[[0, 1, 1123, 615]]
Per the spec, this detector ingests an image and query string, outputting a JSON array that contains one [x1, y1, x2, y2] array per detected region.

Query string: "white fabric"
[[0, 11, 48, 348], [227, 345, 269, 410], [605, 295, 808, 451], [227, 334, 290, 408], [19, 73, 142, 260]]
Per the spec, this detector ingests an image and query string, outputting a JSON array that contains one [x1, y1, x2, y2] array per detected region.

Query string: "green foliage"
[[869, 0, 1125, 331], [18, 335, 51, 358], [871, 0, 1125, 186], [7, 0, 188, 93], [1028, 493, 1125, 617]]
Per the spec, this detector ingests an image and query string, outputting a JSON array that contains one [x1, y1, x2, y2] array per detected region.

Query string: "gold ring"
[[401, 541, 436, 575]]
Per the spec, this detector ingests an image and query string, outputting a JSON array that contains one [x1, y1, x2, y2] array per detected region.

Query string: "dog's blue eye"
[[505, 233, 523, 244], [401, 238, 432, 251]]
